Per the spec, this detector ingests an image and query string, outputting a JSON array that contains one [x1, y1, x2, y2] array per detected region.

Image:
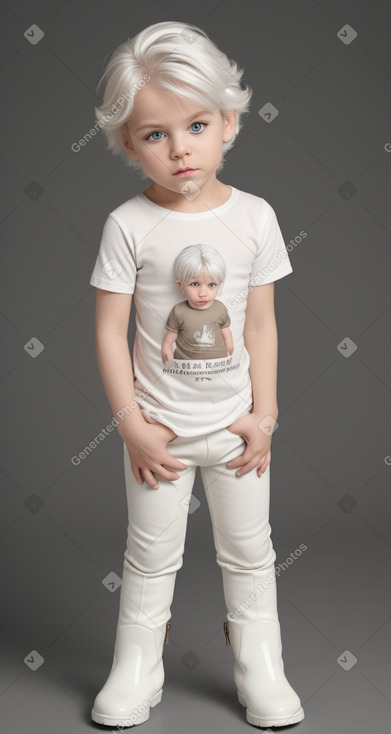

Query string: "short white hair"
[[94, 20, 252, 176], [174, 244, 226, 287]]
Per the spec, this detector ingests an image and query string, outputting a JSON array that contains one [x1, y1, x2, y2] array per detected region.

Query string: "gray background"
[[1, 0, 391, 731]]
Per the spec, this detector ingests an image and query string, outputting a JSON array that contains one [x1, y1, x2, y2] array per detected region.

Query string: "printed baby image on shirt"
[[161, 244, 234, 368], [165, 300, 231, 359]]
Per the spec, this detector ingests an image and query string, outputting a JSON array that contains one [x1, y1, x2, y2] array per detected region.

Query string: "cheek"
[[140, 145, 165, 165], [205, 130, 224, 150]]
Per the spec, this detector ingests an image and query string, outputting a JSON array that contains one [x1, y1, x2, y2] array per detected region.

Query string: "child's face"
[[121, 83, 237, 194], [177, 271, 220, 310]]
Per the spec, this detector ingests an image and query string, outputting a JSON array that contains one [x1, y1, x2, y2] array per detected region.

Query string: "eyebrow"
[[134, 110, 214, 133]]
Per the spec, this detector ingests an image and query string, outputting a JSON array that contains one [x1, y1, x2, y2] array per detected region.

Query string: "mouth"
[[173, 167, 198, 176]]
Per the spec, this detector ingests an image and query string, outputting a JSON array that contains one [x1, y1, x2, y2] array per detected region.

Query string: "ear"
[[120, 122, 139, 161], [222, 109, 238, 143], [176, 280, 185, 294]]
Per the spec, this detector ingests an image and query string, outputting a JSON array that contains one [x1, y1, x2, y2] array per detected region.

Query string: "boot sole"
[[237, 690, 305, 727], [91, 689, 162, 727]]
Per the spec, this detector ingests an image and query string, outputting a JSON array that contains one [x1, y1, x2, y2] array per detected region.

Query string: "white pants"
[[119, 426, 278, 630]]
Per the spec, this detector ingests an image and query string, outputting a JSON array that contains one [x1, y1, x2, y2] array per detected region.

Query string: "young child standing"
[[89, 20, 304, 729]]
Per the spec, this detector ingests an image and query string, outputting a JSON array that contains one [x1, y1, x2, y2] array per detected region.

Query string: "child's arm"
[[221, 326, 234, 355], [243, 283, 279, 421], [226, 283, 278, 477], [94, 289, 187, 488], [94, 290, 143, 429], [162, 329, 177, 363]]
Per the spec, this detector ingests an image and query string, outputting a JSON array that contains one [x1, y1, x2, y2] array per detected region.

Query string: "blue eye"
[[146, 131, 164, 141], [190, 122, 205, 133]]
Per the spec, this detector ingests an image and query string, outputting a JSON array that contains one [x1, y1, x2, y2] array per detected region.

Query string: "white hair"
[[174, 244, 226, 287], [94, 20, 252, 176]]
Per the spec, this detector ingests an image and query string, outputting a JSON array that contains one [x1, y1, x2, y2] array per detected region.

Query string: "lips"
[[173, 167, 198, 175]]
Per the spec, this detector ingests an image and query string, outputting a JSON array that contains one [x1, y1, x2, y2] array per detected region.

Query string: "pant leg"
[[118, 436, 204, 630], [199, 428, 278, 623]]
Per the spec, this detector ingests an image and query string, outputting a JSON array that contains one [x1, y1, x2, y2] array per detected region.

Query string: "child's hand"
[[221, 326, 234, 356], [161, 346, 173, 364], [225, 412, 274, 477], [123, 421, 187, 489]]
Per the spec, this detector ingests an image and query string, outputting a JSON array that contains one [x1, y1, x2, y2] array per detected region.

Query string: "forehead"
[[186, 270, 219, 281], [128, 83, 217, 125]]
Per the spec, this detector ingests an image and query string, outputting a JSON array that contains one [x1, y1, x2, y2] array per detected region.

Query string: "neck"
[[143, 180, 232, 213]]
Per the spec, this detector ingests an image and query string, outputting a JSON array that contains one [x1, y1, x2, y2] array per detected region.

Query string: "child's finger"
[[257, 460, 269, 476], [163, 452, 188, 470], [233, 454, 261, 477], [141, 467, 160, 489], [227, 446, 254, 469], [155, 456, 188, 480], [131, 462, 144, 485], [154, 465, 182, 482]]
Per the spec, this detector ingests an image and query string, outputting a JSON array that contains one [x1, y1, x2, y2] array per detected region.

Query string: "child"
[[89, 20, 304, 729], [162, 244, 234, 363]]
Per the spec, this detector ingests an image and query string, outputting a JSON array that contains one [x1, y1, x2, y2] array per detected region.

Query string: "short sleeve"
[[89, 213, 137, 294], [165, 306, 180, 332], [218, 304, 231, 329], [249, 201, 293, 287]]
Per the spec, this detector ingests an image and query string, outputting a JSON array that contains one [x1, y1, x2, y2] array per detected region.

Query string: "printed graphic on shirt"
[[161, 244, 238, 381], [162, 355, 240, 382], [165, 300, 231, 359]]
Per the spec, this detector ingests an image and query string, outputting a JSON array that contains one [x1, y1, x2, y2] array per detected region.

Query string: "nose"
[[169, 132, 191, 159]]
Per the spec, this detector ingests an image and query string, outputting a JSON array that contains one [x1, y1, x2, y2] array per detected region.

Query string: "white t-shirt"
[[89, 186, 293, 437]]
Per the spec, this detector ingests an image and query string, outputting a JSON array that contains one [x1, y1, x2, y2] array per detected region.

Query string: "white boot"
[[91, 558, 177, 727], [222, 564, 304, 728], [91, 620, 171, 727]]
